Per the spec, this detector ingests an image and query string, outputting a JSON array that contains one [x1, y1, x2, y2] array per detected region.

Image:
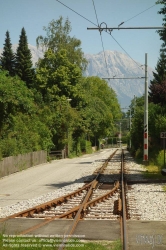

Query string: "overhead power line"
[[56, 0, 96, 26], [56, 0, 156, 72], [92, 0, 110, 77], [118, 4, 156, 27]]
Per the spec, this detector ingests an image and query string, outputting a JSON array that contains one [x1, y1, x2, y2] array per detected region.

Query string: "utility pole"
[[143, 53, 148, 164], [67, 98, 72, 157], [129, 108, 131, 149], [120, 122, 122, 148]]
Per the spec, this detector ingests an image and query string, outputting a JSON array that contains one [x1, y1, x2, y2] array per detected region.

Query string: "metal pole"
[[120, 122, 121, 148], [129, 109, 131, 149], [143, 53, 148, 163], [121, 150, 127, 250], [164, 138, 165, 168], [87, 26, 166, 30], [67, 99, 72, 157]]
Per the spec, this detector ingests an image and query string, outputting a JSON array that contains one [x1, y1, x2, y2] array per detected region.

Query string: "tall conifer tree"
[[0, 31, 15, 76], [15, 27, 35, 88], [149, 1, 166, 103]]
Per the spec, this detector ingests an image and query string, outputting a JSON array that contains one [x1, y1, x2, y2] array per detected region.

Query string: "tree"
[[15, 27, 35, 88], [0, 31, 15, 76], [149, 79, 166, 106], [149, 1, 166, 103], [76, 76, 121, 144], [0, 71, 53, 158], [36, 16, 87, 71], [36, 48, 82, 103], [157, 0, 166, 55]]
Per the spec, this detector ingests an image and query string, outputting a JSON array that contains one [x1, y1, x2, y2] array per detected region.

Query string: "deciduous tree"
[[36, 16, 87, 71]]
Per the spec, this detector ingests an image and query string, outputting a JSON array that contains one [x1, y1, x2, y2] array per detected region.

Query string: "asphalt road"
[[0, 149, 114, 208]]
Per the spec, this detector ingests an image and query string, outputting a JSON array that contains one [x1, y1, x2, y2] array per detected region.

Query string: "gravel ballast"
[[0, 148, 166, 221]]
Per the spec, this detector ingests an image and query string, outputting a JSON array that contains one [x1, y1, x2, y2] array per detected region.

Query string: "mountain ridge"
[[84, 50, 154, 107]]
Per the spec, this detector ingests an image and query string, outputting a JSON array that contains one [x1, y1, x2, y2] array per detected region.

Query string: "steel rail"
[[58, 150, 119, 250], [83, 180, 119, 211], [58, 180, 120, 250], [19, 149, 118, 240], [17, 179, 119, 236], [17, 179, 98, 235], [94, 149, 118, 176], [0, 181, 93, 223], [0, 149, 119, 245], [121, 149, 128, 250]]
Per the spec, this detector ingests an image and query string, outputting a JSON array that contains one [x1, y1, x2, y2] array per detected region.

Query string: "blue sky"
[[0, 0, 163, 69]]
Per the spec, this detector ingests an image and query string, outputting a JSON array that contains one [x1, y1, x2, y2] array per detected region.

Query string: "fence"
[[0, 150, 47, 178], [49, 150, 66, 159]]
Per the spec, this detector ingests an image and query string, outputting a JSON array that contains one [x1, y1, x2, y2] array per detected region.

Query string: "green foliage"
[[36, 48, 82, 103], [135, 148, 143, 160], [130, 96, 144, 153], [156, 150, 166, 168], [36, 16, 87, 71], [149, 1, 166, 105], [15, 27, 35, 88], [129, 94, 166, 164], [0, 71, 53, 158], [79, 139, 93, 154], [0, 17, 121, 159], [77, 76, 121, 144], [0, 31, 15, 76]]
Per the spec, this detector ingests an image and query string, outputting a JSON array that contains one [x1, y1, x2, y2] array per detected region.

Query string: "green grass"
[[0, 234, 122, 250], [142, 164, 166, 180]]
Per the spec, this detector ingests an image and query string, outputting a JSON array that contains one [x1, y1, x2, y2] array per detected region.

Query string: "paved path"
[[0, 149, 114, 208]]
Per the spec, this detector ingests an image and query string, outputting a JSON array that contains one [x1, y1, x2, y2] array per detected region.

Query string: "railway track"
[[0, 149, 125, 245], [1, 148, 166, 249]]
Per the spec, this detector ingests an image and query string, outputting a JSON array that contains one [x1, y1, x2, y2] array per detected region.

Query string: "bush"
[[80, 139, 92, 154], [135, 148, 143, 159], [156, 150, 166, 168]]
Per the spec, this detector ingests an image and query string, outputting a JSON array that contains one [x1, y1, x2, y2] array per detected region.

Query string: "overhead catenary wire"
[[118, 4, 156, 28], [92, 0, 110, 77], [56, 0, 145, 72], [56, 0, 160, 80], [56, 0, 96, 26]]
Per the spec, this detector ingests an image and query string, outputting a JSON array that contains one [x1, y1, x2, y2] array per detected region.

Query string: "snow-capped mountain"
[[84, 50, 154, 107], [0, 45, 154, 107]]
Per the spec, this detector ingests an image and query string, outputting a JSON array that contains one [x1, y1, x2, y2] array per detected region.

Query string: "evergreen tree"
[[149, 1, 166, 103], [15, 27, 35, 88], [157, 0, 166, 55], [0, 31, 15, 76]]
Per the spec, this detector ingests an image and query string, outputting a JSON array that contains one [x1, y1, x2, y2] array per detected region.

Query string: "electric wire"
[[56, 0, 143, 70], [56, 0, 96, 26], [92, 0, 110, 77], [56, 0, 153, 72], [118, 4, 156, 28]]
